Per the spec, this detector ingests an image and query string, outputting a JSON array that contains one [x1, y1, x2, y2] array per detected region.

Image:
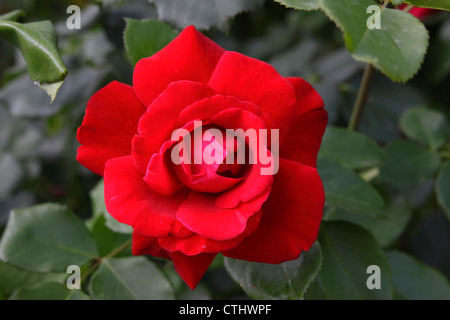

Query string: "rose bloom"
[[76, 26, 327, 289]]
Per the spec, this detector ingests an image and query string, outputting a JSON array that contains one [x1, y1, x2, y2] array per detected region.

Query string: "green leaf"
[[380, 140, 441, 187], [91, 215, 132, 257], [0, 17, 67, 101], [89, 257, 174, 300], [318, 0, 429, 82], [0, 203, 98, 273], [0, 260, 66, 298], [224, 242, 322, 300], [148, 0, 264, 30], [9, 282, 90, 300], [318, 221, 393, 299], [88, 179, 132, 234], [275, 0, 320, 10], [399, 107, 449, 150], [318, 158, 384, 218], [325, 196, 412, 248], [436, 161, 450, 223], [405, 0, 450, 11], [386, 251, 450, 299], [319, 126, 385, 170], [124, 18, 177, 66]]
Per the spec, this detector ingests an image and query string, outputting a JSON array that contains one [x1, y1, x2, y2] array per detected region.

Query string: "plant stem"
[[348, 63, 375, 131], [79, 238, 132, 285]]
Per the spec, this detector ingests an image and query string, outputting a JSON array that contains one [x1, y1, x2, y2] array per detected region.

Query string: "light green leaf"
[[91, 215, 132, 257], [124, 18, 177, 66], [319, 126, 385, 170], [318, 0, 429, 82], [0, 260, 66, 298], [89, 257, 174, 300], [387, 251, 450, 299], [436, 161, 450, 223], [0, 203, 99, 273], [9, 282, 90, 300], [318, 221, 393, 300], [318, 158, 384, 218], [0, 16, 67, 101], [275, 0, 320, 10], [325, 197, 412, 248], [0, 9, 25, 21], [380, 140, 441, 187], [224, 242, 322, 300], [88, 179, 132, 234], [148, 0, 264, 30], [405, 0, 450, 11], [399, 107, 448, 150]]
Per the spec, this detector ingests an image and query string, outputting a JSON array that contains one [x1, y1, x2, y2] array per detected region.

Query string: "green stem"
[[348, 63, 375, 131], [79, 238, 132, 285]]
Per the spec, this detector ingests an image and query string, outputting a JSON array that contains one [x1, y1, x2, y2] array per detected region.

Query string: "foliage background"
[[0, 0, 449, 300]]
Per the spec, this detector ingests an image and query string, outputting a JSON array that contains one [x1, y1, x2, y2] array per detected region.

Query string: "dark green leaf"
[[319, 0, 428, 82], [91, 216, 132, 257], [380, 140, 441, 187], [148, 0, 264, 30], [124, 18, 177, 66], [318, 158, 384, 218], [275, 0, 320, 10], [399, 107, 448, 150], [0, 18, 67, 101], [0, 260, 66, 298], [224, 242, 322, 300], [89, 257, 174, 300], [387, 251, 450, 299], [318, 221, 393, 299], [0, 203, 98, 272], [325, 197, 412, 248], [319, 126, 385, 170], [436, 161, 450, 222], [9, 281, 90, 300], [405, 0, 450, 10]]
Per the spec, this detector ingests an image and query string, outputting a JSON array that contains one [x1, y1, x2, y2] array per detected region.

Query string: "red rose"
[[76, 26, 327, 289]]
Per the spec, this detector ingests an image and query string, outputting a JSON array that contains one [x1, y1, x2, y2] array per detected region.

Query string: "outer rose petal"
[[133, 25, 225, 107], [158, 210, 263, 255], [104, 156, 192, 238], [208, 51, 297, 137], [76, 81, 146, 176], [280, 78, 327, 168], [223, 158, 325, 263], [131, 232, 215, 289], [169, 251, 217, 290], [132, 231, 170, 260], [132, 81, 216, 174]]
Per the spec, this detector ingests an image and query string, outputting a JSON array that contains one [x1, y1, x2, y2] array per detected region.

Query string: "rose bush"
[[76, 26, 327, 289]]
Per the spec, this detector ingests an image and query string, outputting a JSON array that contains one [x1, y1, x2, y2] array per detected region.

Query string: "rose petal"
[[132, 81, 216, 174], [133, 26, 225, 107], [104, 155, 192, 238], [208, 51, 296, 135], [223, 158, 325, 263], [176, 186, 271, 241], [76, 81, 146, 176], [158, 210, 262, 255], [169, 251, 217, 290], [132, 231, 170, 259], [280, 78, 327, 168]]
